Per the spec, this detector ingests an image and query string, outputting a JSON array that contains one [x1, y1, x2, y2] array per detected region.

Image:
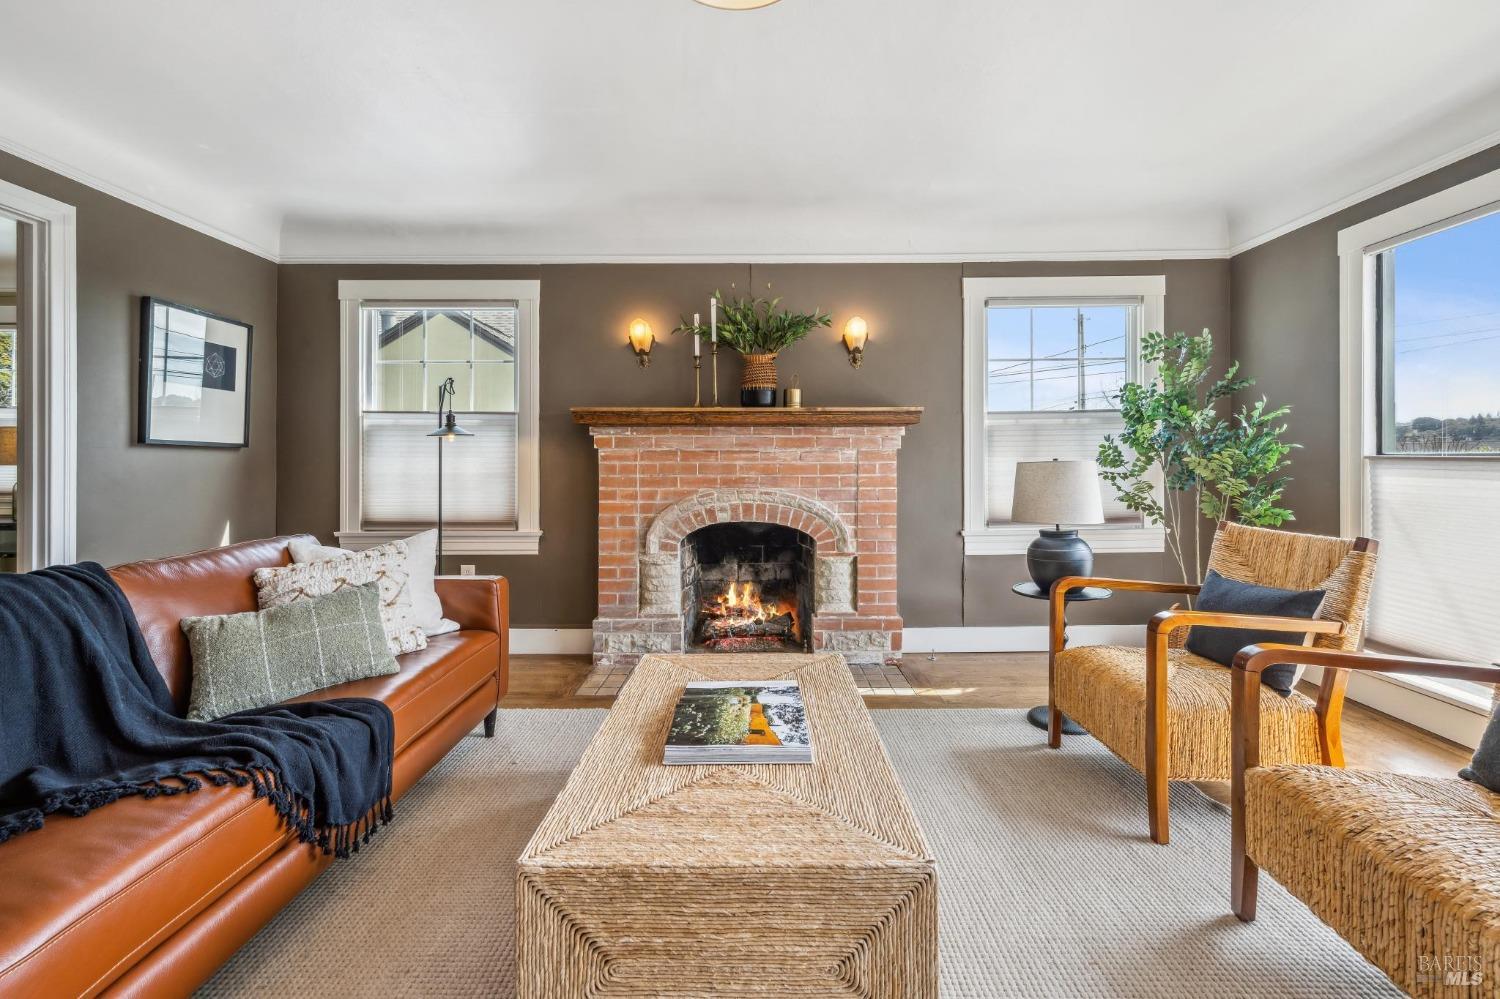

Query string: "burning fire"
[[698, 579, 802, 650], [717, 581, 768, 617]]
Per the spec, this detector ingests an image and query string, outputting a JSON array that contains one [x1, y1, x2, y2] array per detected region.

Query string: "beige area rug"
[[200, 709, 1399, 998]]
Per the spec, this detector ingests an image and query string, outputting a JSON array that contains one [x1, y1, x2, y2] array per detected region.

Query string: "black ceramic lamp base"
[[1025, 528, 1094, 592], [1023, 528, 1096, 738]]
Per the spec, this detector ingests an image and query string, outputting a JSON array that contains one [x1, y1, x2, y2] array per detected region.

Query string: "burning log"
[[697, 611, 795, 644]]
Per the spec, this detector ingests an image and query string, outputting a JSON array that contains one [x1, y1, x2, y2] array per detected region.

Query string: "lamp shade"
[[1011, 459, 1105, 526]]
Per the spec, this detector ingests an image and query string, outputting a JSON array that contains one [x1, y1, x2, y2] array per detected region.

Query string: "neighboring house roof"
[[376, 309, 516, 358]]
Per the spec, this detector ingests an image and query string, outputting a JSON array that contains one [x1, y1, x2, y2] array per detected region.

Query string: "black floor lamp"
[[427, 377, 473, 575]]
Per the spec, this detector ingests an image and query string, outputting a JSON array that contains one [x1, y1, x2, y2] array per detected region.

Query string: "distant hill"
[[1394, 413, 1500, 453]]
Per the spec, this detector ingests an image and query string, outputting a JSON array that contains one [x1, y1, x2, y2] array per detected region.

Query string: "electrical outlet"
[[459, 564, 477, 576]]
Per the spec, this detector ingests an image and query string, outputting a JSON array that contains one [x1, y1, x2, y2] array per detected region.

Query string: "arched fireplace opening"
[[682, 523, 813, 653]]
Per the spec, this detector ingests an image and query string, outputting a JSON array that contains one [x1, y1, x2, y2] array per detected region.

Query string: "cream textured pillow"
[[288, 531, 458, 637], [254, 541, 427, 655]]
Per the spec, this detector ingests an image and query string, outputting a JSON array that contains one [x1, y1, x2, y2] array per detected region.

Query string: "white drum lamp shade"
[[1011, 459, 1105, 527]]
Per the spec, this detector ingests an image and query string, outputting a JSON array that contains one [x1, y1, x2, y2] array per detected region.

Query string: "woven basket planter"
[[740, 352, 778, 407]]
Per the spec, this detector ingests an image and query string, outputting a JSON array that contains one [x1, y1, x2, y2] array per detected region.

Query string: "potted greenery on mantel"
[[1097, 330, 1299, 588], [676, 292, 831, 406]]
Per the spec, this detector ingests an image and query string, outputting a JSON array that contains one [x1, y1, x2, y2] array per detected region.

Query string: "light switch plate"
[[459, 564, 477, 576]]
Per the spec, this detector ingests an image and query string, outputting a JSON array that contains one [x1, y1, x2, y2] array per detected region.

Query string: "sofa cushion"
[[0, 780, 295, 997], [0, 631, 499, 997], [286, 630, 498, 752]]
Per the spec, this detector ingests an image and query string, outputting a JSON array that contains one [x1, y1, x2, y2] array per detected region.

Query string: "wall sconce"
[[627, 318, 655, 367], [843, 316, 869, 367]]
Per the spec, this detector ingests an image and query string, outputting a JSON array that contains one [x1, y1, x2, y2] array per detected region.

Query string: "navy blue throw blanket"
[[0, 562, 394, 857]]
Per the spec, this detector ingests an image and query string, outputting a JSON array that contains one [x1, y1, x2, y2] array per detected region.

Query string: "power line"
[[1395, 308, 1500, 329], [1397, 330, 1500, 354]]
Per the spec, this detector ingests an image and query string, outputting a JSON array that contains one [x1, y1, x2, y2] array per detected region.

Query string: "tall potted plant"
[[676, 292, 831, 406], [1096, 330, 1298, 586]]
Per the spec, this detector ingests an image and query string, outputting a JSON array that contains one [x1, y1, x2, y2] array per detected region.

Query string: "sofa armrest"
[[435, 575, 509, 637]]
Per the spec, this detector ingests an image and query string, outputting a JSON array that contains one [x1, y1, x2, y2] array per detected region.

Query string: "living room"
[[1, 2, 1498, 996]]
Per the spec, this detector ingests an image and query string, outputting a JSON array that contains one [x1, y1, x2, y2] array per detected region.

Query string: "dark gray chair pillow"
[[1184, 570, 1327, 696], [182, 582, 398, 721], [1460, 702, 1500, 792]]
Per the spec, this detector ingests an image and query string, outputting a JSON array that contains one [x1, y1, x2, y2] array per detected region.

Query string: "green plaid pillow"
[[181, 583, 398, 721]]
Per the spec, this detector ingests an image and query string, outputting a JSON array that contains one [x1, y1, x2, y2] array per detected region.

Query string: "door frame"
[[1, 178, 77, 569]]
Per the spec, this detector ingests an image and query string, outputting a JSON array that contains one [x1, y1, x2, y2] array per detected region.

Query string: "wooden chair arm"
[[1233, 644, 1500, 685], [1051, 576, 1202, 598], [1048, 576, 1202, 658], [1148, 610, 1345, 641]]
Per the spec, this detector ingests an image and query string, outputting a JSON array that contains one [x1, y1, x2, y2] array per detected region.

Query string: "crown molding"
[[277, 247, 1232, 265], [7, 120, 1500, 268], [1227, 124, 1500, 257], [0, 135, 280, 262]]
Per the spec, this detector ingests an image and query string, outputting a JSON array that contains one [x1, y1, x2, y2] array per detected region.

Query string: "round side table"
[[1011, 581, 1111, 736]]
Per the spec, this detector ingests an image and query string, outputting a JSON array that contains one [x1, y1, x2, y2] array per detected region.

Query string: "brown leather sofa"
[[0, 536, 509, 997]]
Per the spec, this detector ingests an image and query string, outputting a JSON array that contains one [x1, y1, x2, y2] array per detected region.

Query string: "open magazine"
[[663, 681, 812, 765]]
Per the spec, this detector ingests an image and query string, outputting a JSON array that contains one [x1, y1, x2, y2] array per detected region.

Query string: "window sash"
[[982, 298, 1137, 415], [984, 412, 1140, 527], [1367, 457, 1500, 664], [360, 411, 518, 529], [363, 305, 519, 415]]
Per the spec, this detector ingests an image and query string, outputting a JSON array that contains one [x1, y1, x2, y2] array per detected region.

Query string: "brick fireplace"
[[572, 407, 922, 668]]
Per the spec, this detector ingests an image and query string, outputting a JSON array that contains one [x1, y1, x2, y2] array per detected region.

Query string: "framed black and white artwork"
[[138, 297, 253, 447]]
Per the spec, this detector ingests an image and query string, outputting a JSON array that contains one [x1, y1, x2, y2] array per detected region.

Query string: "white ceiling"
[[4, 0, 1500, 262]]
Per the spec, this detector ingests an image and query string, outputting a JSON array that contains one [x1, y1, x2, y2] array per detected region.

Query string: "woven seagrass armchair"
[[1047, 521, 1378, 845], [1230, 645, 1500, 996]]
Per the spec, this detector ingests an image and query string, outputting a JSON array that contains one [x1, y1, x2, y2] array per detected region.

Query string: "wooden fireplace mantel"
[[571, 406, 923, 428]]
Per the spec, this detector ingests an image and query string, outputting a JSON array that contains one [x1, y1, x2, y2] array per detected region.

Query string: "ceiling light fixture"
[[693, 0, 783, 9]]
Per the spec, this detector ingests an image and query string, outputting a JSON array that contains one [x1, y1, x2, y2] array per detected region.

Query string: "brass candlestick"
[[693, 355, 703, 406], [710, 342, 720, 406]]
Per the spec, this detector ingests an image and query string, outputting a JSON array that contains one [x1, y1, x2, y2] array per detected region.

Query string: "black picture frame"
[[138, 297, 254, 448]]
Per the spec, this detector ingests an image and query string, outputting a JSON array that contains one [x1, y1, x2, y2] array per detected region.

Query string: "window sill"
[[337, 528, 542, 556], [1371, 670, 1492, 715], [962, 524, 1165, 556]]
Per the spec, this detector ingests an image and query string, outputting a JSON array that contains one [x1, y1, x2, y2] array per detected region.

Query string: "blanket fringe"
[[0, 763, 392, 858]]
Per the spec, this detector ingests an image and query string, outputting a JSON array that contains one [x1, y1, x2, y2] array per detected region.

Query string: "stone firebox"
[[572, 407, 922, 668]]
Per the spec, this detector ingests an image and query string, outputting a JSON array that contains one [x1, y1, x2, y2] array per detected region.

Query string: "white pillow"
[[255, 541, 427, 655], [289, 530, 459, 636]]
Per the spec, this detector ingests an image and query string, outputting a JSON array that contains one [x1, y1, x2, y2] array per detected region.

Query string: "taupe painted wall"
[[277, 259, 1230, 629], [1231, 142, 1500, 535], [0, 150, 278, 566]]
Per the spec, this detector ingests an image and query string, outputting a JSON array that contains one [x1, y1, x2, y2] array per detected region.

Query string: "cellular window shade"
[[1368, 458, 1500, 663], [361, 412, 518, 528], [985, 413, 1134, 524]]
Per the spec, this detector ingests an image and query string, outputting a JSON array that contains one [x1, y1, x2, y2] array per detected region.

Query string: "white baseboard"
[[902, 625, 1145, 654], [511, 628, 593, 655]]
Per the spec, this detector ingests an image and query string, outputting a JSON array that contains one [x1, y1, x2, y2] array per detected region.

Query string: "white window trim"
[[962, 275, 1166, 556], [1335, 166, 1500, 731], [336, 279, 542, 556], [1337, 166, 1500, 538]]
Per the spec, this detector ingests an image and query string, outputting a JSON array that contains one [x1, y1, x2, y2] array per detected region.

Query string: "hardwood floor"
[[501, 651, 1473, 780]]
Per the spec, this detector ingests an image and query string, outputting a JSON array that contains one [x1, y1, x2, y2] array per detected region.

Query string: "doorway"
[[0, 217, 14, 570], [0, 179, 77, 571]]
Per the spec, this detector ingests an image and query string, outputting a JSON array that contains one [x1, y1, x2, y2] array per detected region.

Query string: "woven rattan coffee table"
[[516, 653, 937, 997]]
